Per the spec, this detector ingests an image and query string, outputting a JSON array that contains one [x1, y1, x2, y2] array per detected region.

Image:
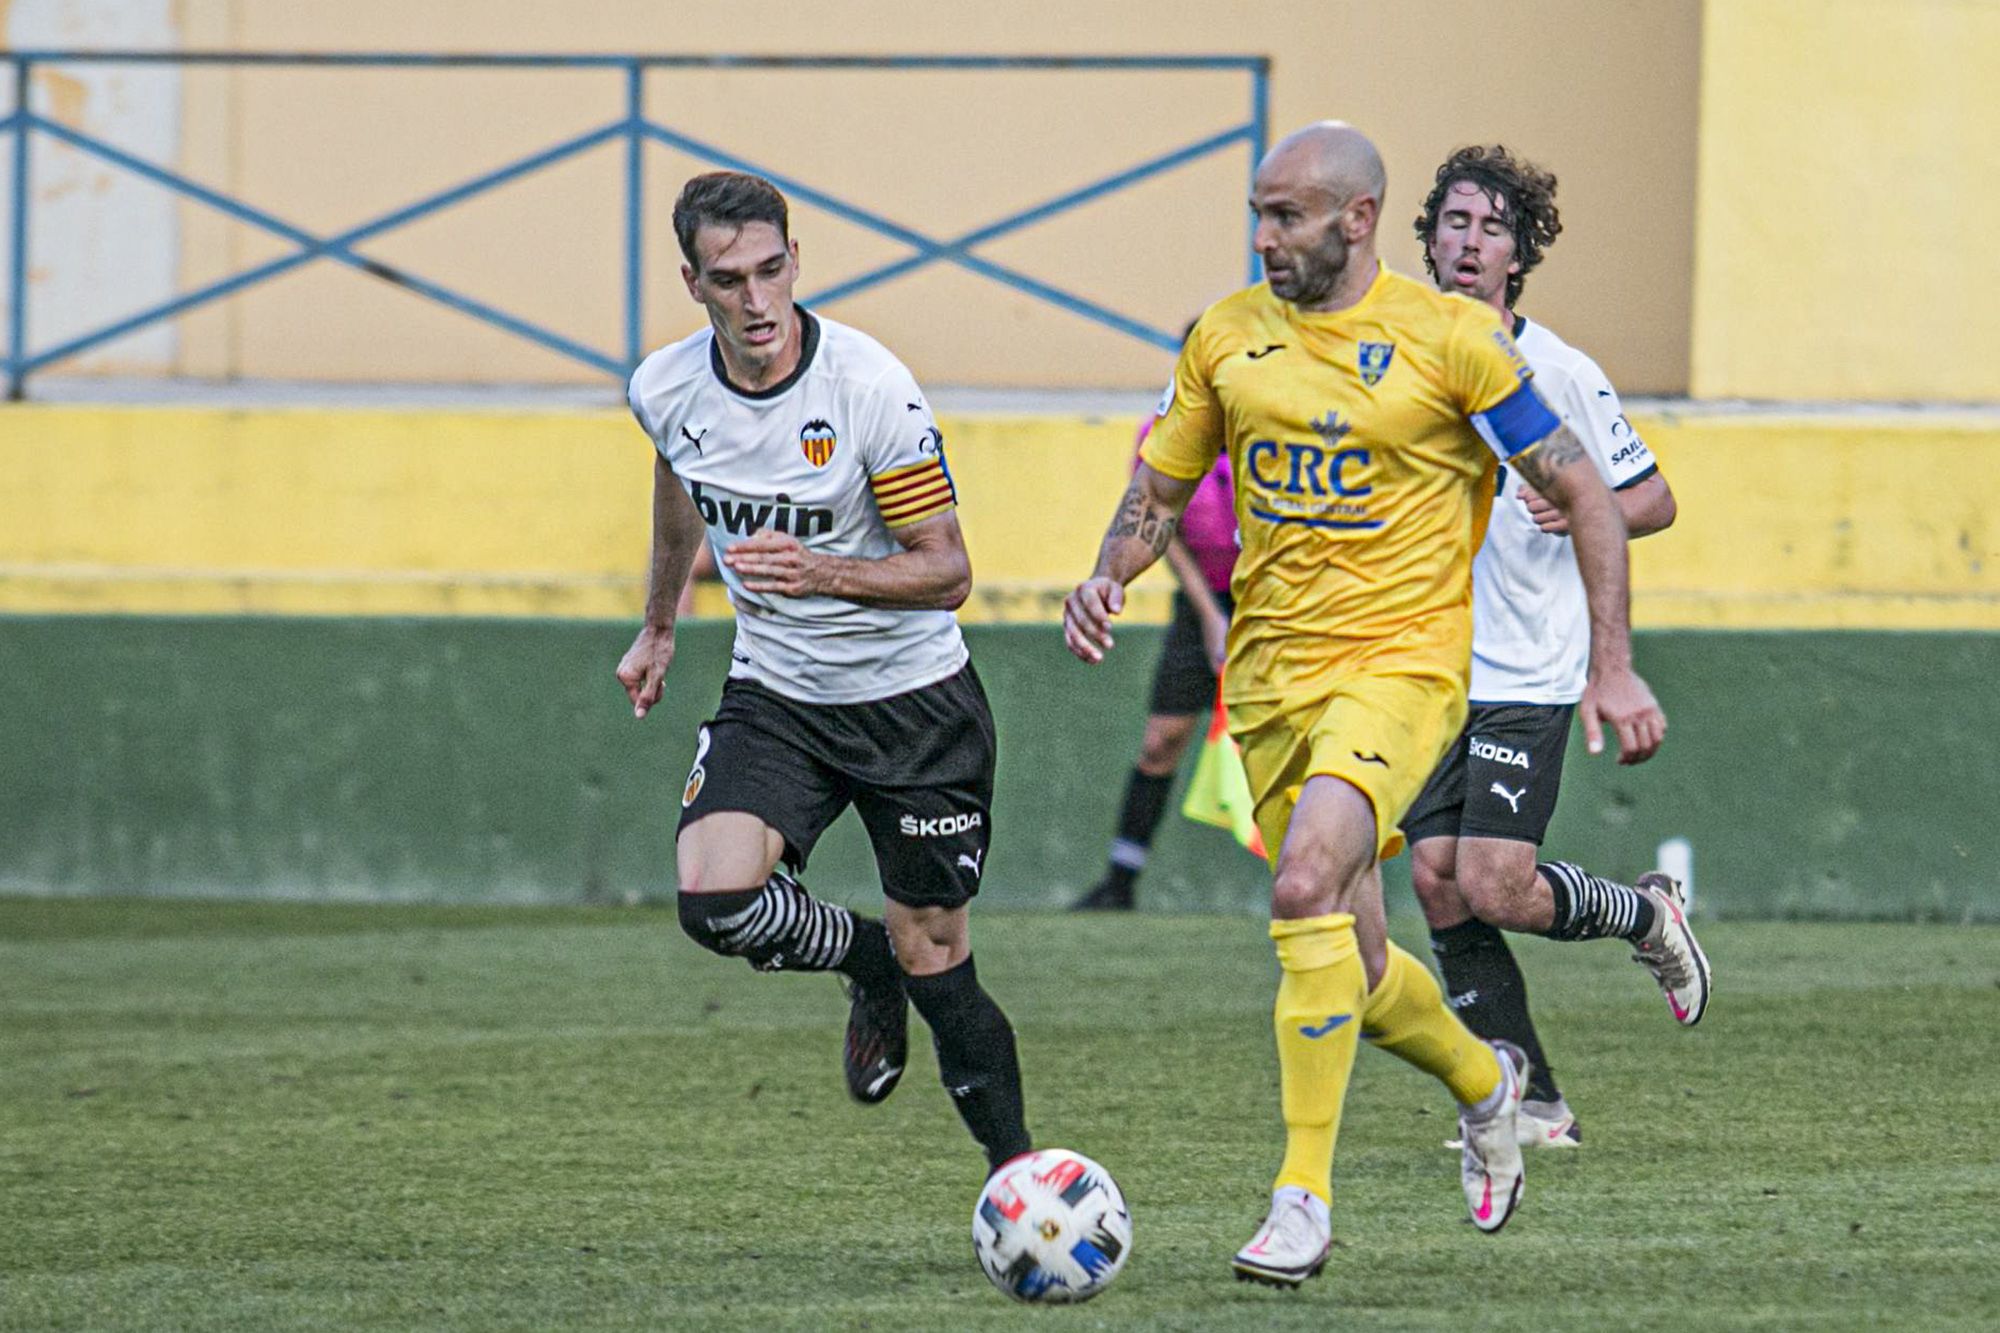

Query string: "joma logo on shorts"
[[689, 481, 835, 537], [1469, 738, 1531, 768], [900, 812, 984, 837]]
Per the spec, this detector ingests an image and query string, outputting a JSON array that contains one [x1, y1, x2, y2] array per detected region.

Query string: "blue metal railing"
[[1, 51, 1269, 398]]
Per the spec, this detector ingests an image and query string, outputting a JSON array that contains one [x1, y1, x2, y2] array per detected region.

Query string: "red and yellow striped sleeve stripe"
[[870, 457, 957, 528]]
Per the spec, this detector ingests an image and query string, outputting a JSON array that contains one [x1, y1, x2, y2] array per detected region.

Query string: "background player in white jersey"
[[616, 172, 1030, 1174], [1402, 146, 1711, 1146]]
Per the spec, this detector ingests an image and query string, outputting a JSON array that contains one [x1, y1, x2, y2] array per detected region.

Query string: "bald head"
[[1250, 122, 1386, 311], [1261, 121, 1387, 209]]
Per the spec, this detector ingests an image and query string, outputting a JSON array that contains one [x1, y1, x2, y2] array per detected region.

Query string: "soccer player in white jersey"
[[1400, 146, 1711, 1148], [616, 172, 1030, 1174]]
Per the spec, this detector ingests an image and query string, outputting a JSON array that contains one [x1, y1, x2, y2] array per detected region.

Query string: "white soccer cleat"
[[1632, 872, 1711, 1027], [1458, 1040, 1528, 1233], [1444, 1094, 1580, 1152], [1516, 1097, 1580, 1149], [1230, 1186, 1332, 1288]]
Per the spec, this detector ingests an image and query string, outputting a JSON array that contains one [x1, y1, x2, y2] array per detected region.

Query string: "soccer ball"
[[972, 1148, 1131, 1303]]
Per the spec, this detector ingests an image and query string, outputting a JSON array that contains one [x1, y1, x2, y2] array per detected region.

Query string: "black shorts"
[[677, 662, 996, 909], [1401, 702, 1575, 848], [1149, 589, 1234, 715]]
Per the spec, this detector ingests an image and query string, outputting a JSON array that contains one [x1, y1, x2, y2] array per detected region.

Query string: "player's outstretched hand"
[[1580, 665, 1665, 765], [1064, 577, 1124, 664], [616, 623, 675, 719], [724, 529, 826, 598], [1518, 483, 1570, 535]]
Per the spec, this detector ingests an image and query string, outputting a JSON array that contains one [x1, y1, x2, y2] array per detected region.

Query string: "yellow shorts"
[[1231, 670, 1468, 866]]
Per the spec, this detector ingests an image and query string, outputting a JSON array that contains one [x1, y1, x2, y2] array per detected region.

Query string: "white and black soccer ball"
[[972, 1148, 1131, 1303]]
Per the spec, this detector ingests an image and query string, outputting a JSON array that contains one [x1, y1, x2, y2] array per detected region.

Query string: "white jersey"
[[1470, 317, 1659, 704], [628, 311, 968, 706]]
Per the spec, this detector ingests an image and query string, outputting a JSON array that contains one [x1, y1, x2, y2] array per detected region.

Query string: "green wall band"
[[3, 616, 1992, 921]]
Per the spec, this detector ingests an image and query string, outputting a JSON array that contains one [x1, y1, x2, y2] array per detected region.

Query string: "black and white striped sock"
[[709, 870, 859, 973], [1536, 861, 1658, 943]]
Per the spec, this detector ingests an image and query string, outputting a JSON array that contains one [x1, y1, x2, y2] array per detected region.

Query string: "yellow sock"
[[1361, 943, 1502, 1106], [1269, 913, 1366, 1204]]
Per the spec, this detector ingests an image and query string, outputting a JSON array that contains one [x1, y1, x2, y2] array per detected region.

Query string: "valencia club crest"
[[799, 419, 837, 467]]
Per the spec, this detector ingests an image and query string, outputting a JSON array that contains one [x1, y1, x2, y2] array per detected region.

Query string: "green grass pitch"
[[3, 897, 1997, 1331]]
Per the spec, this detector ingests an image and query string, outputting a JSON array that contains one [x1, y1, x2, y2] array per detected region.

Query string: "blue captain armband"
[[1469, 382, 1563, 461]]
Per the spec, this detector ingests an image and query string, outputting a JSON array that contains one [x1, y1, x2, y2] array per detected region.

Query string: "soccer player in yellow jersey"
[[1064, 123, 1666, 1288]]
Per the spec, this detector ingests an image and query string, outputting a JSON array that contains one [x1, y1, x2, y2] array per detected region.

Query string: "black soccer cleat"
[[842, 973, 908, 1105], [1070, 876, 1135, 912]]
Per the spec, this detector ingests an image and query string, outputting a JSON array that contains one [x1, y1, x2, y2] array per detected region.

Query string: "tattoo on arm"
[[1107, 481, 1180, 557], [1512, 424, 1586, 492]]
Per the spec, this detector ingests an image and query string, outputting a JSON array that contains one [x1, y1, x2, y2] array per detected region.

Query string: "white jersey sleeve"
[[1469, 318, 1662, 705], [856, 365, 958, 529], [1551, 350, 1657, 490], [627, 375, 657, 442]]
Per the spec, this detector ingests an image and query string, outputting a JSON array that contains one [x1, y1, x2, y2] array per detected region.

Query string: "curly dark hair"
[[1413, 145, 1561, 308]]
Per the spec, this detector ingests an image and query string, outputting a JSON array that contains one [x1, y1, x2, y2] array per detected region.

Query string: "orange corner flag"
[[1179, 682, 1267, 859]]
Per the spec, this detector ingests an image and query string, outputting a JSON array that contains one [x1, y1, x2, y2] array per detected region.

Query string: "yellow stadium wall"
[[1691, 0, 2000, 401], [18, 2, 2000, 404], [5, 405, 1996, 630], [23, 0, 1701, 393]]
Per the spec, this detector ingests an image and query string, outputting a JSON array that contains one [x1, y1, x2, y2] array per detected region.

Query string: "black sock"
[[838, 915, 900, 991], [1105, 769, 1175, 891], [1538, 861, 1658, 943], [1429, 919, 1562, 1104], [903, 955, 1031, 1171]]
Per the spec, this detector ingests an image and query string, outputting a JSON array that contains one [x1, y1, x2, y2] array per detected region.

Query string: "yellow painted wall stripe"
[[1692, 0, 2000, 400], [1630, 413, 2000, 629], [3, 405, 1996, 629]]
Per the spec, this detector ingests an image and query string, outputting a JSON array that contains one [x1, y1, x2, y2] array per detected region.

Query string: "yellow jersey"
[[1141, 264, 1542, 707]]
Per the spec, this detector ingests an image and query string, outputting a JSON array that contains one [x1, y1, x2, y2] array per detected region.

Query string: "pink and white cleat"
[[1231, 1186, 1332, 1288], [1458, 1040, 1528, 1233], [1632, 872, 1711, 1027], [1516, 1097, 1581, 1149]]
